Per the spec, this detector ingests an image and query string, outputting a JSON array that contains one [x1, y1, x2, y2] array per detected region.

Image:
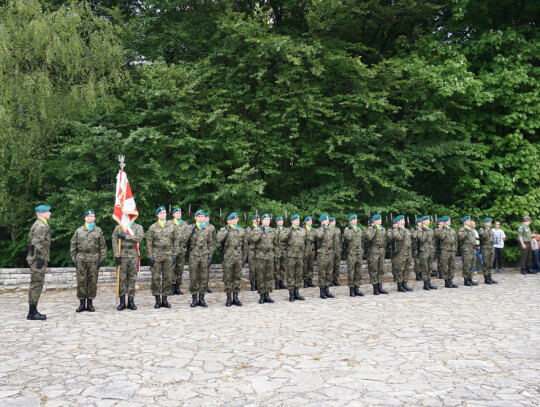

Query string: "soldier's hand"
[[115, 256, 122, 266], [149, 257, 155, 267], [36, 258, 45, 269], [172, 255, 177, 265], [72, 260, 78, 269], [117, 232, 126, 240], [97, 260, 102, 269]]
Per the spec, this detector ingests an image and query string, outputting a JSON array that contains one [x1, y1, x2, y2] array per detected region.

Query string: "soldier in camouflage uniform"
[[329, 217, 342, 287], [387, 215, 414, 292], [112, 221, 144, 311], [274, 216, 287, 290], [434, 216, 458, 288], [146, 206, 179, 309], [364, 214, 389, 295], [343, 214, 364, 297], [70, 210, 108, 312], [413, 218, 422, 280], [313, 214, 336, 299], [417, 216, 437, 290], [204, 212, 216, 293], [303, 216, 316, 288], [434, 218, 445, 279], [26, 205, 52, 320], [170, 207, 188, 295], [217, 212, 245, 307], [478, 217, 498, 285], [458, 216, 479, 286], [244, 214, 260, 291], [180, 209, 214, 307], [279, 214, 307, 302], [517, 216, 533, 274]]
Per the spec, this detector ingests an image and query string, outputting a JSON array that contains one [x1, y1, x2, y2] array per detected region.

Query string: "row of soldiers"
[[25, 205, 500, 320]]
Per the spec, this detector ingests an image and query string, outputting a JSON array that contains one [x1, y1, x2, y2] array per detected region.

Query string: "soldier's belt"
[[81, 250, 95, 254], [153, 244, 172, 249]]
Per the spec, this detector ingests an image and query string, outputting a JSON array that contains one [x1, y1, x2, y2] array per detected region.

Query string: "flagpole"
[[116, 155, 125, 302]]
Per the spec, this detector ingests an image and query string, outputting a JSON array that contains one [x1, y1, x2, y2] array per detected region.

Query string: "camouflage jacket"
[[244, 224, 259, 260], [27, 219, 51, 262], [435, 226, 457, 252], [387, 226, 412, 258], [458, 226, 476, 253], [70, 225, 107, 261], [332, 227, 342, 257], [365, 225, 387, 254], [280, 226, 307, 258], [180, 223, 214, 258], [173, 219, 190, 255], [249, 226, 279, 260], [343, 225, 364, 256], [112, 223, 144, 258], [217, 225, 246, 260], [274, 226, 288, 257], [146, 221, 179, 258], [313, 226, 334, 256], [478, 226, 494, 248], [304, 225, 316, 256], [417, 225, 435, 255]]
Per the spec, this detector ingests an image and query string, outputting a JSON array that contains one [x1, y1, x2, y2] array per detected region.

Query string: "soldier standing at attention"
[[365, 214, 388, 295], [478, 217, 498, 285], [250, 214, 279, 304], [417, 216, 437, 290], [387, 215, 414, 292], [204, 212, 216, 293], [458, 216, 479, 286], [170, 207, 188, 296], [413, 218, 422, 281], [435, 216, 458, 288], [303, 216, 316, 288], [70, 210, 107, 312], [26, 205, 52, 320], [112, 220, 144, 311], [314, 214, 336, 299], [274, 216, 287, 290], [146, 206, 178, 309], [329, 217, 342, 287], [279, 214, 307, 302], [216, 212, 245, 307], [343, 214, 365, 297], [518, 216, 533, 274], [244, 214, 260, 291]]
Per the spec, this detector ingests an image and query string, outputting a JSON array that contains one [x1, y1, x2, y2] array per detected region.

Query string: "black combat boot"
[[431, 270, 438, 278], [377, 283, 388, 294], [449, 279, 458, 288], [279, 280, 287, 289], [161, 296, 171, 308], [275, 281, 279, 290], [526, 266, 532, 274], [27, 305, 46, 320], [175, 285, 183, 295], [232, 292, 242, 306], [86, 299, 95, 312], [333, 278, 341, 286], [423, 281, 430, 290], [206, 285, 213, 293], [127, 297, 137, 310], [190, 294, 198, 308], [198, 294, 208, 307], [307, 278, 315, 287], [304, 279, 308, 288], [484, 275, 493, 284], [254, 281, 258, 291], [154, 295, 161, 308], [259, 294, 265, 304], [354, 286, 364, 296], [226, 293, 233, 307], [415, 273, 422, 281], [250, 281, 256, 291], [489, 275, 498, 284], [76, 299, 86, 313], [427, 280, 437, 289], [349, 286, 355, 297], [320, 287, 327, 299], [264, 292, 274, 303], [373, 284, 380, 295], [438, 270, 443, 279], [324, 287, 335, 298], [397, 282, 406, 292], [289, 289, 295, 302], [464, 278, 473, 286], [520, 268, 527, 275], [117, 296, 126, 311], [444, 279, 451, 288], [170, 284, 176, 295], [470, 279, 478, 286], [402, 282, 413, 291], [294, 288, 305, 301]]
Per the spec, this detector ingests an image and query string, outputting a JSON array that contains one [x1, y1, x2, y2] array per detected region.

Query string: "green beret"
[[35, 205, 51, 213], [252, 214, 260, 220], [348, 214, 357, 221], [460, 216, 470, 223], [304, 216, 312, 222], [291, 214, 299, 221], [319, 213, 329, 222], [84, 209, 96, 218], [172, 207, 181, 215], [204, 212, 209, 217], [227, 212, 238, 220], [393, 215, 404, 223], [372, 214, 381, 221], [261, 213, 270, 220], [329, 217, 336, 222], [195, 209, 205, 216], [275, 216, 283, 221], [420, 215, 429, 222], [483, 217, 492, 223], [439, 216, 450, 222], [155, 206, 166, 215]]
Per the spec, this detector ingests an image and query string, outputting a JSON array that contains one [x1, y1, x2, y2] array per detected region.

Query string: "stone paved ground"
[[1, 270, 540, 406]]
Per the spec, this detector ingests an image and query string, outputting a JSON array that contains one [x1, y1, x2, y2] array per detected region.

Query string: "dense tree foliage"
[[0, 0, 538, 266]]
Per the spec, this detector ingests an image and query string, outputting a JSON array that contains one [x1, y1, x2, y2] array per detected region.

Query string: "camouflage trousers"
[[151, 253, 173, 296], [172, 250, 186, 285], [346, 253, 363, 287], [118, 257, 138, 297], [367, 249, 385, 284], [274, 255, 286, 282], [255, 258, 274, 294], [462, 250, 475, 280], [392, 256, 412, 283], [439, 250, 456, 280], [419, 252, 435, 281], [28, 260, 47, 306], [303, 251, 315, 280], [413, 256, 420, 276], [332, 254, 340, 280], [189, 255, 209, 295], [317, 254, 333, 288], [481, 248, 495, 276], [223, 257, 242, 293], [248, 249, 256, 282], [76, 259, 100, 300], [285, 256, 303, 290]]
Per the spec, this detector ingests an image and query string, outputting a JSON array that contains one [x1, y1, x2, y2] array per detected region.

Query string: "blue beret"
[[420, 215, 429, 221], [275, 216, 283, 221], [439, 216, 450, 222], [195, 209, 205, 216], [204, 212, 209, 217], [35, 205, 51, 213], [261, 213, 270, 220], [304, 216, 312, 222], [372, 214, 381, 221], [319, 213, 329, 222], [329, 217, 336, 222], [483, 217, 492, 223], [460, 216, 470, 223], [155, 206, 166, 215], [252, 214, 260, 220], [227, 212, 238, 220], [393, 215, 404, 223], [348, 214, 357, 221], [291, 214, 299, 221], [84, 209, 96, 218], [172, 207, 181, 214]]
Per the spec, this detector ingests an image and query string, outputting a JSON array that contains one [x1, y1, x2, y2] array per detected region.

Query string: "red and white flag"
[[113, 170, 140, 267]]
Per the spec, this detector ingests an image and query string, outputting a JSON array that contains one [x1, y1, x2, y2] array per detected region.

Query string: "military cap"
[[420, 215, 429, 222], [304, 216, 312, 222], [204, 212, 209, 217], [372, 214, 381, 221], [348, 214, 357, 221], [35, 205, 51, 213], [329, 217, 336, 222], [319, 213, 329, 222], [155, 206, 166, 215], [195, 209, 205, 216], [252, 214, 260, 220], [84, 209, 96, 217], [227, 212, 238, 220], [393, 215, 404, 223], [172, 207, 182, 214], [291, 214, 300, 221], [460, 216, 470, 223], [275, 216, 283, 221], [439, 216, 450, 222], [261, 213, 270, 220], [483, 217, 492, 223]]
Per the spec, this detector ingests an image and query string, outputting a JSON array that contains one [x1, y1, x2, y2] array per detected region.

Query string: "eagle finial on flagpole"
[[118, 155, 125, 171]]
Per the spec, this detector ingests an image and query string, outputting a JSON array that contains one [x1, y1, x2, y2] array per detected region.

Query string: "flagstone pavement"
[[1, 271, 539, 406]]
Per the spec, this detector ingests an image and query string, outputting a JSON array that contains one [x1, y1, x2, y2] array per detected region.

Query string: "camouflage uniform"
[[365, 225, 387, 284], [244, 224, 259, 285], [517, 223, 532, 269], [435, 226, 457, 281], [70, 224, 107, 300], [314, 226, 334, 288], [458, 226, 476, 281], [112, 223, 144, 298], [280, 226, 308, 289], [387, 226, 413, 284], [478, 226, 495, 276], [181, 223, 214, 294], [274, 226, 287, 283], [343, 225, 364, 288], [332, 226, 342, 283], [172, 219, 189, 286], [417, 225, 435, 282], [249, 226, 279, 294], [412, 225, 421, 279], [217, 225, 246, 293], [27, 219, 51, 306], [146, 221, 178, 296], [303, 226, 316, 282], [206, 222, 217, 279]]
